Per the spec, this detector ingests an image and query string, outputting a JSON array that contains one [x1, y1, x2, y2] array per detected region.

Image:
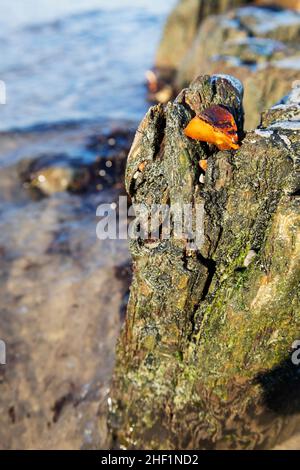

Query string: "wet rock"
[[16, 127, 134, 197], [19, 154, 90, 196], [109, 75, 300, 450]]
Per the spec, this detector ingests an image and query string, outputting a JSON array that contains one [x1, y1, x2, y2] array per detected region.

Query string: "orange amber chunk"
[[184, 105, 240, 151]]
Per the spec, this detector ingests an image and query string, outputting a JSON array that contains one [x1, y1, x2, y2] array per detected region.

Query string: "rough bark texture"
[[109, 74, 300, 450]]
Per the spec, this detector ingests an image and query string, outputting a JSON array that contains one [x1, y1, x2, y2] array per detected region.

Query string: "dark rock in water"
[[109, 74, 300, 450], [19, 154, 91, 196], [16, 128, 134, 197]]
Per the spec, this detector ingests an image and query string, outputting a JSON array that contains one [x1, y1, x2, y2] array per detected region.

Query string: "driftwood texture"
[[109, 75, 300, 449]]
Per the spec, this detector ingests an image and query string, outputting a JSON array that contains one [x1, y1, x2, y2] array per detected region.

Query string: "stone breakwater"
[[151, 0, 300, 129]]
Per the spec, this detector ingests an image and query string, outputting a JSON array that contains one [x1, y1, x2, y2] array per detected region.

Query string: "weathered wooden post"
[[109, 74, 300, 450]]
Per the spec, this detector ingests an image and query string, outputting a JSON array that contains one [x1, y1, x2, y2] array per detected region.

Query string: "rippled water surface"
[[0, 0, 176, 131]]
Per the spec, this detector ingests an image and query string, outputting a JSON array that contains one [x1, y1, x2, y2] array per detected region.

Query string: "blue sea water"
[[0, 0, 176, 131]]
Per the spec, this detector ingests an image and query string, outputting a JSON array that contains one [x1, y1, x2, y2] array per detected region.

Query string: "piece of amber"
[[199, 159, 208, 172], [184, 105, 240, 151]]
